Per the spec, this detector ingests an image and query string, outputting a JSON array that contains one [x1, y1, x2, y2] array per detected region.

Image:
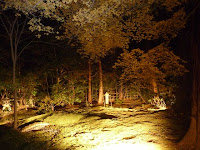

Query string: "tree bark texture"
[[98, 59, 104, 105]]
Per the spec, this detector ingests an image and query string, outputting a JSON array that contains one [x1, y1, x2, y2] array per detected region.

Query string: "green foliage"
[[52, 83, 68, 105], [141, 89, 155, 102], [1, 0, 189, 109], [0, 82, 13, 99], [38, 96, 54, 113], [160, 91, 176, 106], [16, 73, 39, 105], [115, 98, 124, 105], [51, 82, 83, 106], [0, 68, 13, 99], [36, 67, 87, 112], [51, 71, 87, 105]]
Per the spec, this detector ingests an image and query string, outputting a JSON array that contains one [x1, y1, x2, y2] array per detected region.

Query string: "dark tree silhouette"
[[178, 4, 200, 150]]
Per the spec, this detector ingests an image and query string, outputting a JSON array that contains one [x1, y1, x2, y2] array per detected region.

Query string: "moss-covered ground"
[[0, 104, 189, 150]]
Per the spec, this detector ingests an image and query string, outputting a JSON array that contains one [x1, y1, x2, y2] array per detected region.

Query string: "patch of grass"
[[44, 112, 85, 126], [20, 113, 51, 125]]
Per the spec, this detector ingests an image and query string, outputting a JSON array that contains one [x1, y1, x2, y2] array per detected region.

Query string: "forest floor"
[[0, 102, 189, 150]]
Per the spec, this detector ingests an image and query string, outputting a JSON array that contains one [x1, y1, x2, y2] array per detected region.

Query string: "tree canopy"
[[114, 44, 187, 93], [0, 0, 190, 127]]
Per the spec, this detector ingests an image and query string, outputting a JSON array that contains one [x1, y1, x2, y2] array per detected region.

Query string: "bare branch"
[[31, 40, 64, 48], [17, 17, 27, 45], [0, 34, 7, 38], [10, 15, 18, 35], [19, 35, 35, 44], [2, 12, 12, 31], [17, 37, 36, 60], [32, 0, 44, 9], [8, 15, 18, 62], [0, 15, 9, 36], [14, 18, 19, 56], [10, 34, 15, 62]]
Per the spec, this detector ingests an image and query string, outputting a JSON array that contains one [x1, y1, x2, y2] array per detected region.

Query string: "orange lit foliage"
[[69, 0, 187, 101], [115, 44, 187, 94], [7, 0, 186, 103], [68, 1, 129, 104], [2, 0, 188, 103], [114, 0, 187, 96]]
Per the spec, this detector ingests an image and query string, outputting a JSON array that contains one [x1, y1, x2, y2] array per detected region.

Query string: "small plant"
[[38, 96, 54, 113], [149, 96, 166, 109], [2, 100, 12, 112], [52, 81, 83, 106]]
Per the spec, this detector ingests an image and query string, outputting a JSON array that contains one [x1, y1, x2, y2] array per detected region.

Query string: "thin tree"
[[88, 60, 92, 104], [0, 10, 34, 129]]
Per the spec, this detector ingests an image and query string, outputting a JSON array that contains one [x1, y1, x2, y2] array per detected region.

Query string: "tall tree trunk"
[[46, 76, 50, 96], [72, 82, 75, 104], [151, 79, 158, 94], [69, 80, 75, 105], [178, 6, 200, 150], [1, 12, 29, 129], [10, 34, 18, 129], [88, 60, 92, 104], [13, 61, 17, 129], [119, 83, 123, 100], [98, 59, 104, 105]]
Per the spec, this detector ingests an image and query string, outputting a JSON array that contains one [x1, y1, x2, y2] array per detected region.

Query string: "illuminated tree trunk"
[[151, 79, 158, 94], [119, 83, 123, 100], [98, 59, 104, 105], [72, 84, 75, 102], [70, 81, 75, 104], [88, 60, 92, 104], [46, 76, 50, 96], [178, 6, 200, 150]]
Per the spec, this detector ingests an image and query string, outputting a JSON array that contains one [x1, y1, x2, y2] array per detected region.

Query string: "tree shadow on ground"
[[0, 125, 50, 150], [85, 112, 118, 119]]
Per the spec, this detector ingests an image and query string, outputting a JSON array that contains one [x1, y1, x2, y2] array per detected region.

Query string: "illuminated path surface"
[[0, 106, 187, 150], [33, 107, 185, 150]]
